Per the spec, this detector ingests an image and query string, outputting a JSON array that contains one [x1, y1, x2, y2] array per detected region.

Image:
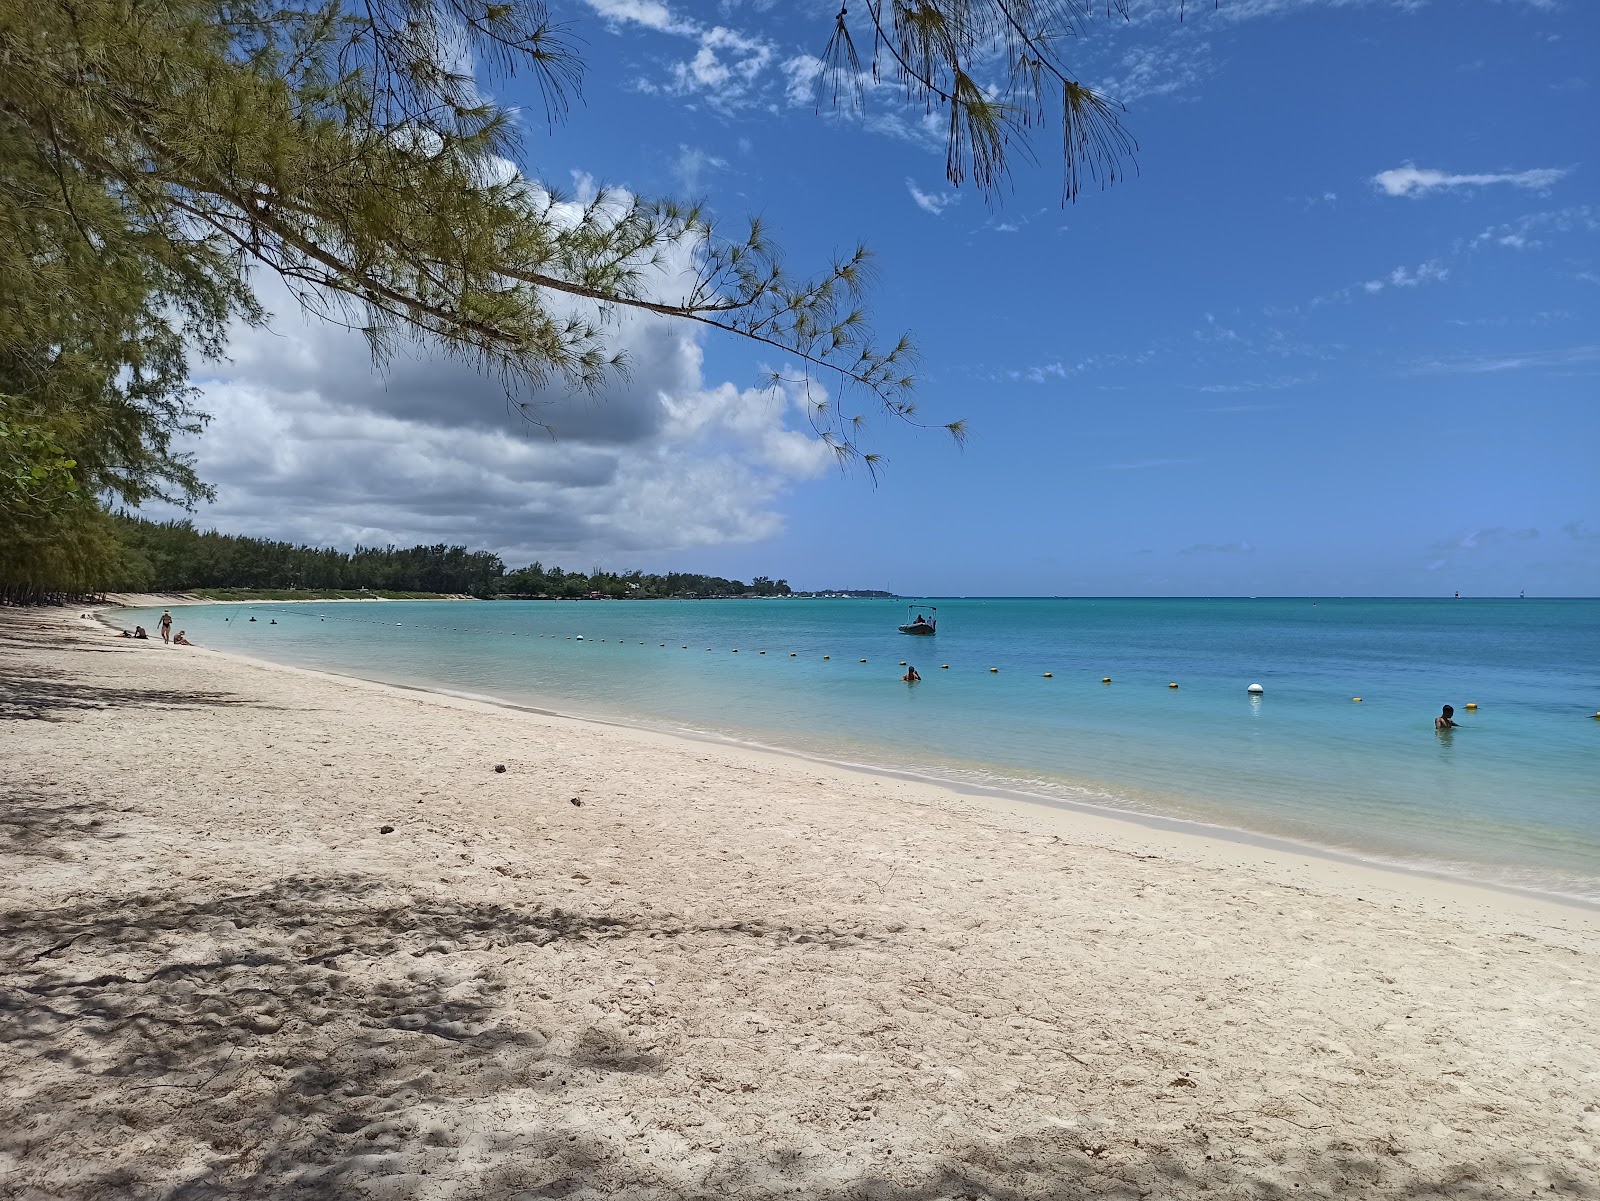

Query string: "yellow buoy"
[[1102, 677, 1112, 684], [731, 648, 738, 653], [1169, 682, 1179, 689], [759, 650, 766, 654], [1352, 697, 1363, 703], [790, 652, 796, 657], [941, 664, 949, 670], [860, 658, 868, 663], [1043, 672, 1053, 678], [990, 667, 998, 673], [1464, 702, 1477, 710], [899, 661, 907, 666], [823, 655, 830, 660]]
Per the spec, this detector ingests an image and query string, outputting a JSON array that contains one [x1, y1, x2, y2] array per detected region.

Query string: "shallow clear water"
[[127, 597, 1600, 901]]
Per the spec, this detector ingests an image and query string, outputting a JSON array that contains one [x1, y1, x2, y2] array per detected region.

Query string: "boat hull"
[[898, 624, 936, 636]]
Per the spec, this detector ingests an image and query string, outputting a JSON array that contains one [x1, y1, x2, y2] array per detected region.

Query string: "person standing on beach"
[[158, 610, 173, 644]]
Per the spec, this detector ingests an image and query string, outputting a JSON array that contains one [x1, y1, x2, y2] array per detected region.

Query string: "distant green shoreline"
[[187, 588, 460, 601]]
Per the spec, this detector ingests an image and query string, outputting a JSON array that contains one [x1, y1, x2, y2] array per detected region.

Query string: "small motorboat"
[[898, 604, 937, 636]]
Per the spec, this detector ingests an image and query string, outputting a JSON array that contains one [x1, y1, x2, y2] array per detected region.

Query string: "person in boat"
[[1435, 705, 1459, 731], [902, 665, 921, 683], [915, 614, 926, 625]]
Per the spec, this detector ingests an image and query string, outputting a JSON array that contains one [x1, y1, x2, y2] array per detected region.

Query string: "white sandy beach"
[[3, 606, 1598, 1199]]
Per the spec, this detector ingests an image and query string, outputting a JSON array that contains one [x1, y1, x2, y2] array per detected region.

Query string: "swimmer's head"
[[1441, 705, 1454, 717]]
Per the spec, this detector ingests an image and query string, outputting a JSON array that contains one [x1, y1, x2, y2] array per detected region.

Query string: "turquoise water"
[[126, 598, 1600, 901]]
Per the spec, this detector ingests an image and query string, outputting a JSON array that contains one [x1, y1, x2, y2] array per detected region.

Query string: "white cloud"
[[1354, 260, 1448, 295], [672, 144, 727, 193], [1469, 205, 1598, 250], [1097, 458, 1203, 471], [1098, 37, 1214, 104], [1411, 345, 1600, 374], [905, 179, 959, 216], [582, 0, 695, 36], [1371, 163, 1570, 198], [157, 209, 834, 563], [781, 54, 823, 108], [1388, 260, 1449, 287]]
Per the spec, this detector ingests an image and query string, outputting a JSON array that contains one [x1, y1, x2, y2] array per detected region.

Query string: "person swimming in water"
[[902, 665, 922, 683], [1436, 704, 1459, 731]]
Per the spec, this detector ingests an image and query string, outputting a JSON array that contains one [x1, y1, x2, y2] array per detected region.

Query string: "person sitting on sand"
[[173, 631, 192, 646], [1436, 704, 1459, 731], [902, 665, 922, 683], [133, 626, 148, 640]]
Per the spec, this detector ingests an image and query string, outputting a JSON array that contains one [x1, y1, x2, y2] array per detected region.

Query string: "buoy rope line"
[[157, 606, 1530, 706]]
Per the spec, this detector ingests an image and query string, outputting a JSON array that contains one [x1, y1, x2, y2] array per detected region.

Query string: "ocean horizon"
[[123, 595, 1600, 904]]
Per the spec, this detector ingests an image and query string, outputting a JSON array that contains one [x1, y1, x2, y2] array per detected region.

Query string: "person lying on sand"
[[1436, 704, 1459, 730], [173, 631, 192, 646]]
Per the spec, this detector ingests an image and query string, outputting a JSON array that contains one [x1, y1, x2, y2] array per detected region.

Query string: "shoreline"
[[95, 605, 1600, 920], [6, 605, 1599, 1197]]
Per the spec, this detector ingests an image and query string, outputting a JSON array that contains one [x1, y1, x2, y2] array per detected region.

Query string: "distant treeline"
[[3, 516, 798, 603], [115, 517, 506, 597]]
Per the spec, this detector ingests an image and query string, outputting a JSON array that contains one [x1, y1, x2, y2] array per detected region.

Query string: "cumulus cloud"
[[155, 214, 834, 565], [1370, 163, 1569, 198]]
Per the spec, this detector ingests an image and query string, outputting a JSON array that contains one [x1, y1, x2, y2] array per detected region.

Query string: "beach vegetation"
[[87, 516, 796, 601], [1, 0, 1144, 601]]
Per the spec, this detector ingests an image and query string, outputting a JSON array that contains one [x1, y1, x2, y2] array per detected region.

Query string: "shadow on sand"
[[0, 657, 252, 722], [2, 863, 1589, 1200]]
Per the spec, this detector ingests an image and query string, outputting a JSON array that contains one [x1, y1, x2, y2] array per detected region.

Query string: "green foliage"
[[819, 1, 1138, 203], [112, 517, 507, 598], [499, 564, 790, 600], [93, 517, 793, 601], [0, 0, 1153, 601], [189, 589, 456, 601]]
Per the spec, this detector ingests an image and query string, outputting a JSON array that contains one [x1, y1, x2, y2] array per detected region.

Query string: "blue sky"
[[179, 0, 1598, 595]]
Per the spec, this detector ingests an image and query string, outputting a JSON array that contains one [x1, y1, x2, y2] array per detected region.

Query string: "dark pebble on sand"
[[570, 798, 583, 806], [380, 825, 394, 834], [494, 764, 507, 773]]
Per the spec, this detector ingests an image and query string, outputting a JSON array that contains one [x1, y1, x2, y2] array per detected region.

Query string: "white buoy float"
[[1247, 683, 1264, 694]]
